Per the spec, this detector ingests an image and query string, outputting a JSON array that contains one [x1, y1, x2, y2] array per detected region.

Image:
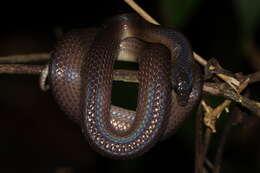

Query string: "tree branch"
[[195, 105, 204, 173], [203, 81, 260, 117], [0, 53, 49, 64], [0, 64, 45, 74]]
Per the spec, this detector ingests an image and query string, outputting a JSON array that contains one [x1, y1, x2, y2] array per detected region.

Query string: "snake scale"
[[49, 13, 203, 158]]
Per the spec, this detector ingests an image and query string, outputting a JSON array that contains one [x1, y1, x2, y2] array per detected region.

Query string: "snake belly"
[[49, 13, 203, 158]]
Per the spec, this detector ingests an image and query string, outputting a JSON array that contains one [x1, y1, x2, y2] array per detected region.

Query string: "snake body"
[[49, 13, 203, 158]]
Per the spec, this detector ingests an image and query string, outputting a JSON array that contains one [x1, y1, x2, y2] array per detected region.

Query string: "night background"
[[0, 0, 259, 172]]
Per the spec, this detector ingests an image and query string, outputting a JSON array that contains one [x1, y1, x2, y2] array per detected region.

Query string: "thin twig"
[[124, 0, 159, 25], [113, 70, 138, 83], [196, 100, 214, 173], [203, 80, 260, 117], [213, 109, 236, 173], [193, 53, 207, 66], [39, 65, 50, 91], [201, 101, 214, 173], [248, 71, 260, 84], [0, 53, 49, 64], [0, 64, 45, 74], [203, 128, 212, 157], [195, 104, 204, 173]]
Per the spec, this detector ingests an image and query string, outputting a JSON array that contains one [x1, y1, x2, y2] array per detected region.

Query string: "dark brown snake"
[[49, 13, 203, 158]]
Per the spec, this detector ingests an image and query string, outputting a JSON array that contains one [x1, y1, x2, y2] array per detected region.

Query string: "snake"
[[48, 13, 203, 158]]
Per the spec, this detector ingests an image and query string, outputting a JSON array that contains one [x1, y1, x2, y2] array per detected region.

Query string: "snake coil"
[[49, 13, 203, 158]]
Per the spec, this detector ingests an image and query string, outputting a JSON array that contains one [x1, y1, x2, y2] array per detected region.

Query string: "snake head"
[[172, 71, 193, 106]]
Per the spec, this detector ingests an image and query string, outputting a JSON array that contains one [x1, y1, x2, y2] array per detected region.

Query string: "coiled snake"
[[49, 13, 203, 158]]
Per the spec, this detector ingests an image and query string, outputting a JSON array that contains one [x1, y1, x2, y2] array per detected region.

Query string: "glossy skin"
[[49, 13, 203, 158]]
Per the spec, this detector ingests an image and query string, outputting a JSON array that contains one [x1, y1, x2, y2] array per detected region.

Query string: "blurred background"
[[0, 0, 259, 172]]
